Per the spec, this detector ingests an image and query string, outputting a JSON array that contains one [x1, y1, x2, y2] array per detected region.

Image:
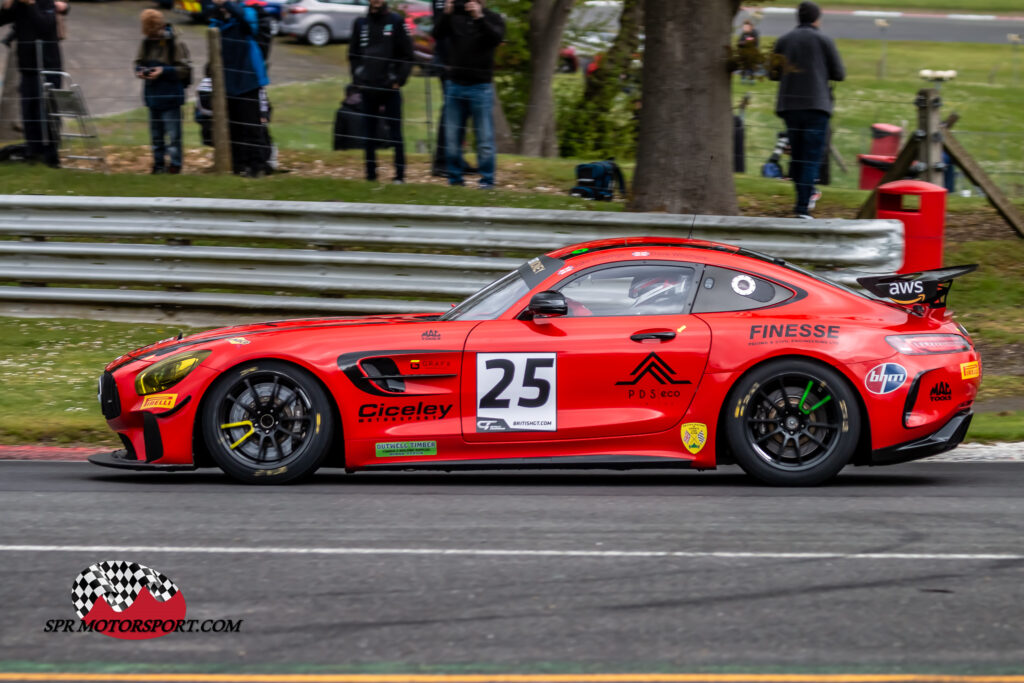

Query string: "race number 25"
[[476, 353, 557, 432]]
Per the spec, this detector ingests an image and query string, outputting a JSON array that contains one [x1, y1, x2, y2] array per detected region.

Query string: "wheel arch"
[[191, 356, 346, 469], [713, 353, 871, 466]]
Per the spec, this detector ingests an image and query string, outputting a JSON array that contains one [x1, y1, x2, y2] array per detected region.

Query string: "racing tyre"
[[724, 359, 860, 486], [306, 23, 331, 47], [202, 360, 334, 484]]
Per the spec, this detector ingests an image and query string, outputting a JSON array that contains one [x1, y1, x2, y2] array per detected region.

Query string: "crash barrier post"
[[876, 180, 947, 274], [0, 195, 905, 319]]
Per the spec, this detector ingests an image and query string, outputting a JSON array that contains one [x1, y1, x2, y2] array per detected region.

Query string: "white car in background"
[[281, 0, 369, 46]]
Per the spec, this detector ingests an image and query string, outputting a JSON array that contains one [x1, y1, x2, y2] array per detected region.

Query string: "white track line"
[[0, 545, 1022, 561]]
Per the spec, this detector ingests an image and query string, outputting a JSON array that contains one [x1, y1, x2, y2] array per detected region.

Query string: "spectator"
[[134, 9, 192, 175], [433, 0, 504, 189], [348, 0, 413, 183], [0, 0, 67, 167], [770, 1, 844, 219], [737, 20, 758, 49], [429, 0, 471, 177], [209, 0, 269, 177]]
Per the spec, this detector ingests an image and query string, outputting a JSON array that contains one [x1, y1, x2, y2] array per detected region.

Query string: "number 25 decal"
[[476, 353, 557, 432]]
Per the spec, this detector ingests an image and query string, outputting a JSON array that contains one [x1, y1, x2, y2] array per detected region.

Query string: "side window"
[[691, 265, 793, 313], [555, 264, 696, 317]]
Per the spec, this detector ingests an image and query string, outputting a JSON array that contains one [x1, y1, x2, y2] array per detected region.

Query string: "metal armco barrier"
[[0, 195, 904, 319]]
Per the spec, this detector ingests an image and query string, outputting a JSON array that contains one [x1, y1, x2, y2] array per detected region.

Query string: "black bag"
[[167, 32, 194, 88], [333, 85, 395, 151], [569, 159, 626, 201]]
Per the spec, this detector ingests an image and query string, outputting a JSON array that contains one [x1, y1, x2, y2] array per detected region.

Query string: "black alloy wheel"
[[725, 359, 860, 486], [202, 360, 334, 484]]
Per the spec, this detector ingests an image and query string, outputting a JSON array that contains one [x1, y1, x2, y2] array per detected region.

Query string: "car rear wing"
[[856, 265, 977, 310]]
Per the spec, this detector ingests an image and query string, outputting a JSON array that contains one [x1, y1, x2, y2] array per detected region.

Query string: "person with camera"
[[770, 1, 844, 219], [433, 0, 504, 189], [0, 0, 68, 167], [134, 9, 192, 174], [209, 0, 270, 177], [348, 0, 413, 183]]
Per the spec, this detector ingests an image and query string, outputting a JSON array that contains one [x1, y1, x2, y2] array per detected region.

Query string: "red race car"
[[92, 237, 981, 486]]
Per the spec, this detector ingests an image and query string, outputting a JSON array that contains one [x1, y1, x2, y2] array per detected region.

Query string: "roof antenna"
[[687, 153, 714, 241]]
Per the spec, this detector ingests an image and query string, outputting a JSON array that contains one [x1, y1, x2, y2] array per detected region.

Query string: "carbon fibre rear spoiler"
[[856, 265, 977, 310]]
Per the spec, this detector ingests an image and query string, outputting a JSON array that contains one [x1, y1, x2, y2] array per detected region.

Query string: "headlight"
[[135, 350, 211, 395]]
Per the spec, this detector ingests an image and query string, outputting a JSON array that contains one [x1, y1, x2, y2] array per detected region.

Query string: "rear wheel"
[[306, 23, 331, 46], [202, 360, 334, 484], [724, 359, 860, 486]]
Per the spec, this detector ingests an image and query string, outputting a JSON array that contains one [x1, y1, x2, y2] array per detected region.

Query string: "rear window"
[[692, 266, 793, 313]]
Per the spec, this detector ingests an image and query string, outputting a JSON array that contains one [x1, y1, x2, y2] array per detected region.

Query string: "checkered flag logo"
[[71, 561, 179, 619]]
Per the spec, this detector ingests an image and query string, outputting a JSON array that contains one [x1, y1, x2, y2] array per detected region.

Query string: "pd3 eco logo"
[[71, 561, 186, 640], [864, 363, 908, 395]]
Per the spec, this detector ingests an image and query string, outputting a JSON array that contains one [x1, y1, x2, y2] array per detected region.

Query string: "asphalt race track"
[[2, 460, 1024, 679]]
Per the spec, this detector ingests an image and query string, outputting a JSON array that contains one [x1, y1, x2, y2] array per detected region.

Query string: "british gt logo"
[[864, 363, 908, 395]]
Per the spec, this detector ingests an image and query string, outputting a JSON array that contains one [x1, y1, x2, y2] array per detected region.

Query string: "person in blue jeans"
[[433, 0, 504, 188], [134, 9, 192, 174], [770, 1, 844, 218]]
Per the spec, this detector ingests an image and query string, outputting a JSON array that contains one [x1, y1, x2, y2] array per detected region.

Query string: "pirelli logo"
[[960, 361, 980, 380], [141, 393, 178, 411]]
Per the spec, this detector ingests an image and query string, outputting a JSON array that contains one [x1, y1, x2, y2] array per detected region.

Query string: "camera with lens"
[[452, 0, 468, 13]]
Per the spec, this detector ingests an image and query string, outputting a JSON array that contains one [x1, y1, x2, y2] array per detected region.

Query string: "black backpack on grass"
[[569, 159, 626, 201]]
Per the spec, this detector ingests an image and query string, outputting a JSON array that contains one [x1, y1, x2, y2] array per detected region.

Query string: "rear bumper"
[[870, 410, 973, 466], [88, 449, 197, 472]]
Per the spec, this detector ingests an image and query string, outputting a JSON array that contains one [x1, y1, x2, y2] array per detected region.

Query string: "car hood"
[[106, 313, 444, 371]]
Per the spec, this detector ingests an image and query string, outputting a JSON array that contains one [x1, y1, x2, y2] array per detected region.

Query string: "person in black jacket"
[[209, 0, 270, 177], [135, 9, 192, 174], [770, 1, 844, 219], [349, 0, 413, 183], [0, 0, 67, 167], [433, 0, 504, 188]]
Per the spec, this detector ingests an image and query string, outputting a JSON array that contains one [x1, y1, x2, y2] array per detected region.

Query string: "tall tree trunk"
[[630, 0, 739, 215], [518, 0, 574, 157]]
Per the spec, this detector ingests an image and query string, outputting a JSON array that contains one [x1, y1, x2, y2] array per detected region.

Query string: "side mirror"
[[526, 290, 567, 319]]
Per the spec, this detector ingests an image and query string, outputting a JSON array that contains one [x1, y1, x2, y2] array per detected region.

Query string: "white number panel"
[[475, 353, 557, 433]]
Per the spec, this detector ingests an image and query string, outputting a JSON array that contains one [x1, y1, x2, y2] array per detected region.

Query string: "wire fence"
[[1, 27, 1023, 197]]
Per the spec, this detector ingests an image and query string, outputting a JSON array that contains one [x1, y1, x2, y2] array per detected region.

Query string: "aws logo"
[[887, 280, 925, 304], [615, 352, 691, 386]]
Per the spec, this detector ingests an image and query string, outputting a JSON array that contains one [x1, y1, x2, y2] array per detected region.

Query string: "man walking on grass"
[[770, 1, 844, 219]]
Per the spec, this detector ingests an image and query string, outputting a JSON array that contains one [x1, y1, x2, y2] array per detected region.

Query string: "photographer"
[[208, 0, 269, 177], [433, 0, 504, 189], [0, 0, 67, 167], [134, 9, 192, 174], [348, 0, 413, 183]]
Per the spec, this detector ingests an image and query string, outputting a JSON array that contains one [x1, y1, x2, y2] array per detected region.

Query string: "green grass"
[[968, 411, 1024, 442], [946, 240, 1024, 345]]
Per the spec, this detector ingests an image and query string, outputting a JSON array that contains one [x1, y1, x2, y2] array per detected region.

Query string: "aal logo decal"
[[71, 561, 186, 640], [929, 381, 952, 401], [615, 352, 691, 386], [680, 423, 707, 455], [864, 363, 908, 395], [421, 330, 441, 341]]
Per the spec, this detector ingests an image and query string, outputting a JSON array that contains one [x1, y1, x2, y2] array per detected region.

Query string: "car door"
[[462, 262, 712, 443]]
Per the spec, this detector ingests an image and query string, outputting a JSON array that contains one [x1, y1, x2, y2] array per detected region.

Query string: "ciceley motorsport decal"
[[69, 562, 186, 640], [476, 353, 557, 432], [358, 402, 452, 423]]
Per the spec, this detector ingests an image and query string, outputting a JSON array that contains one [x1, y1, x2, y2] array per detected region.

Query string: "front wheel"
[[724, 359, 860, 486], [306, 23, 331, 47], [202, 360, 334, 484]]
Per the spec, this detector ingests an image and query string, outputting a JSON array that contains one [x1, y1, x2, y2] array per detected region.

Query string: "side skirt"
[[358, 454, 698, 472]]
